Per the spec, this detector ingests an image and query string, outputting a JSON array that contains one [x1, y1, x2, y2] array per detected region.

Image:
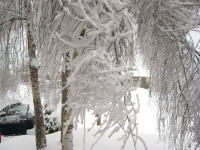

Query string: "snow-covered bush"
[[43, 104, 61, 134]]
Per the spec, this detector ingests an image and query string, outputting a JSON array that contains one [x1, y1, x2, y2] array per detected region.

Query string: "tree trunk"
[[61, 56, 73, 150], [26, 1, 46, 149]]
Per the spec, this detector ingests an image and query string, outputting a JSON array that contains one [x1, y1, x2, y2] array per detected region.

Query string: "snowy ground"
[[0, 127, 166, 150], [0, 85, 167, 150]]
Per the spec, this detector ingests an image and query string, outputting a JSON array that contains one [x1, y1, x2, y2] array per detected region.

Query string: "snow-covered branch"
[[64, 48, 143, 150], [131, 0, 200, 149]]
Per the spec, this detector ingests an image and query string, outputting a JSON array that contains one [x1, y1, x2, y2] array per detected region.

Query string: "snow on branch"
[[34, 0, 142, 149], [64, 47, 145, 150], [35, 0, 137, 79]]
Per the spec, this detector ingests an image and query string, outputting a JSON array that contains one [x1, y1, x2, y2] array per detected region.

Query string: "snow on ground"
[[0, 85, 167, 150], [0, 127, 166, 150]]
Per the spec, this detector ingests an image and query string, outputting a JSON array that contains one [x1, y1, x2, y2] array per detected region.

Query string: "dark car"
[[0, 100, 35, 135]]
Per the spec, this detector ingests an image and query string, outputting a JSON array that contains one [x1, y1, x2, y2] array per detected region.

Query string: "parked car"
[[0, 100, 35, 135]]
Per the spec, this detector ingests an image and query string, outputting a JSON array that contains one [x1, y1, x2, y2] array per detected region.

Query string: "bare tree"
[[25, 0, 47, 149], [61, 53, 73, 150]]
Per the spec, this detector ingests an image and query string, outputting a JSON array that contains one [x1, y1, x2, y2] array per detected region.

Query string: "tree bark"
[[61, 55, 73, 150], [26, 1, 46, 149]]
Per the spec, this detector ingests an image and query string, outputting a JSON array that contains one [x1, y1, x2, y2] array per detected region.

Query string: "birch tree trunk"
[[61, 55, 73, 150], [26, 1, 46, 149]]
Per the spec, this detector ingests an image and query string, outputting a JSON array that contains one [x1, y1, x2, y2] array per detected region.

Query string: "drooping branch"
[[131, 0, 200, 149]]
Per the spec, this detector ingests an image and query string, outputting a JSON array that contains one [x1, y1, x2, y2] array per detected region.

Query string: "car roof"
[[0, 99, 22, 111]]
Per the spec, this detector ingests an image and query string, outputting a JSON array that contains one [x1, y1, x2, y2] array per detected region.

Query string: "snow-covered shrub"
[[43, 104, 61, 134]]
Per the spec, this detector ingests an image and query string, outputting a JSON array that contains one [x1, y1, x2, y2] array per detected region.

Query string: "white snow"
[[30, 58, 40, 68], [0, 127, 166, 150]]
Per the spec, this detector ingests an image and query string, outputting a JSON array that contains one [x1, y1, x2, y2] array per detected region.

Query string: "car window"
[[0, 100, 21, 111], [0, 103, 22, 114], [7, 104, 29, 115]]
